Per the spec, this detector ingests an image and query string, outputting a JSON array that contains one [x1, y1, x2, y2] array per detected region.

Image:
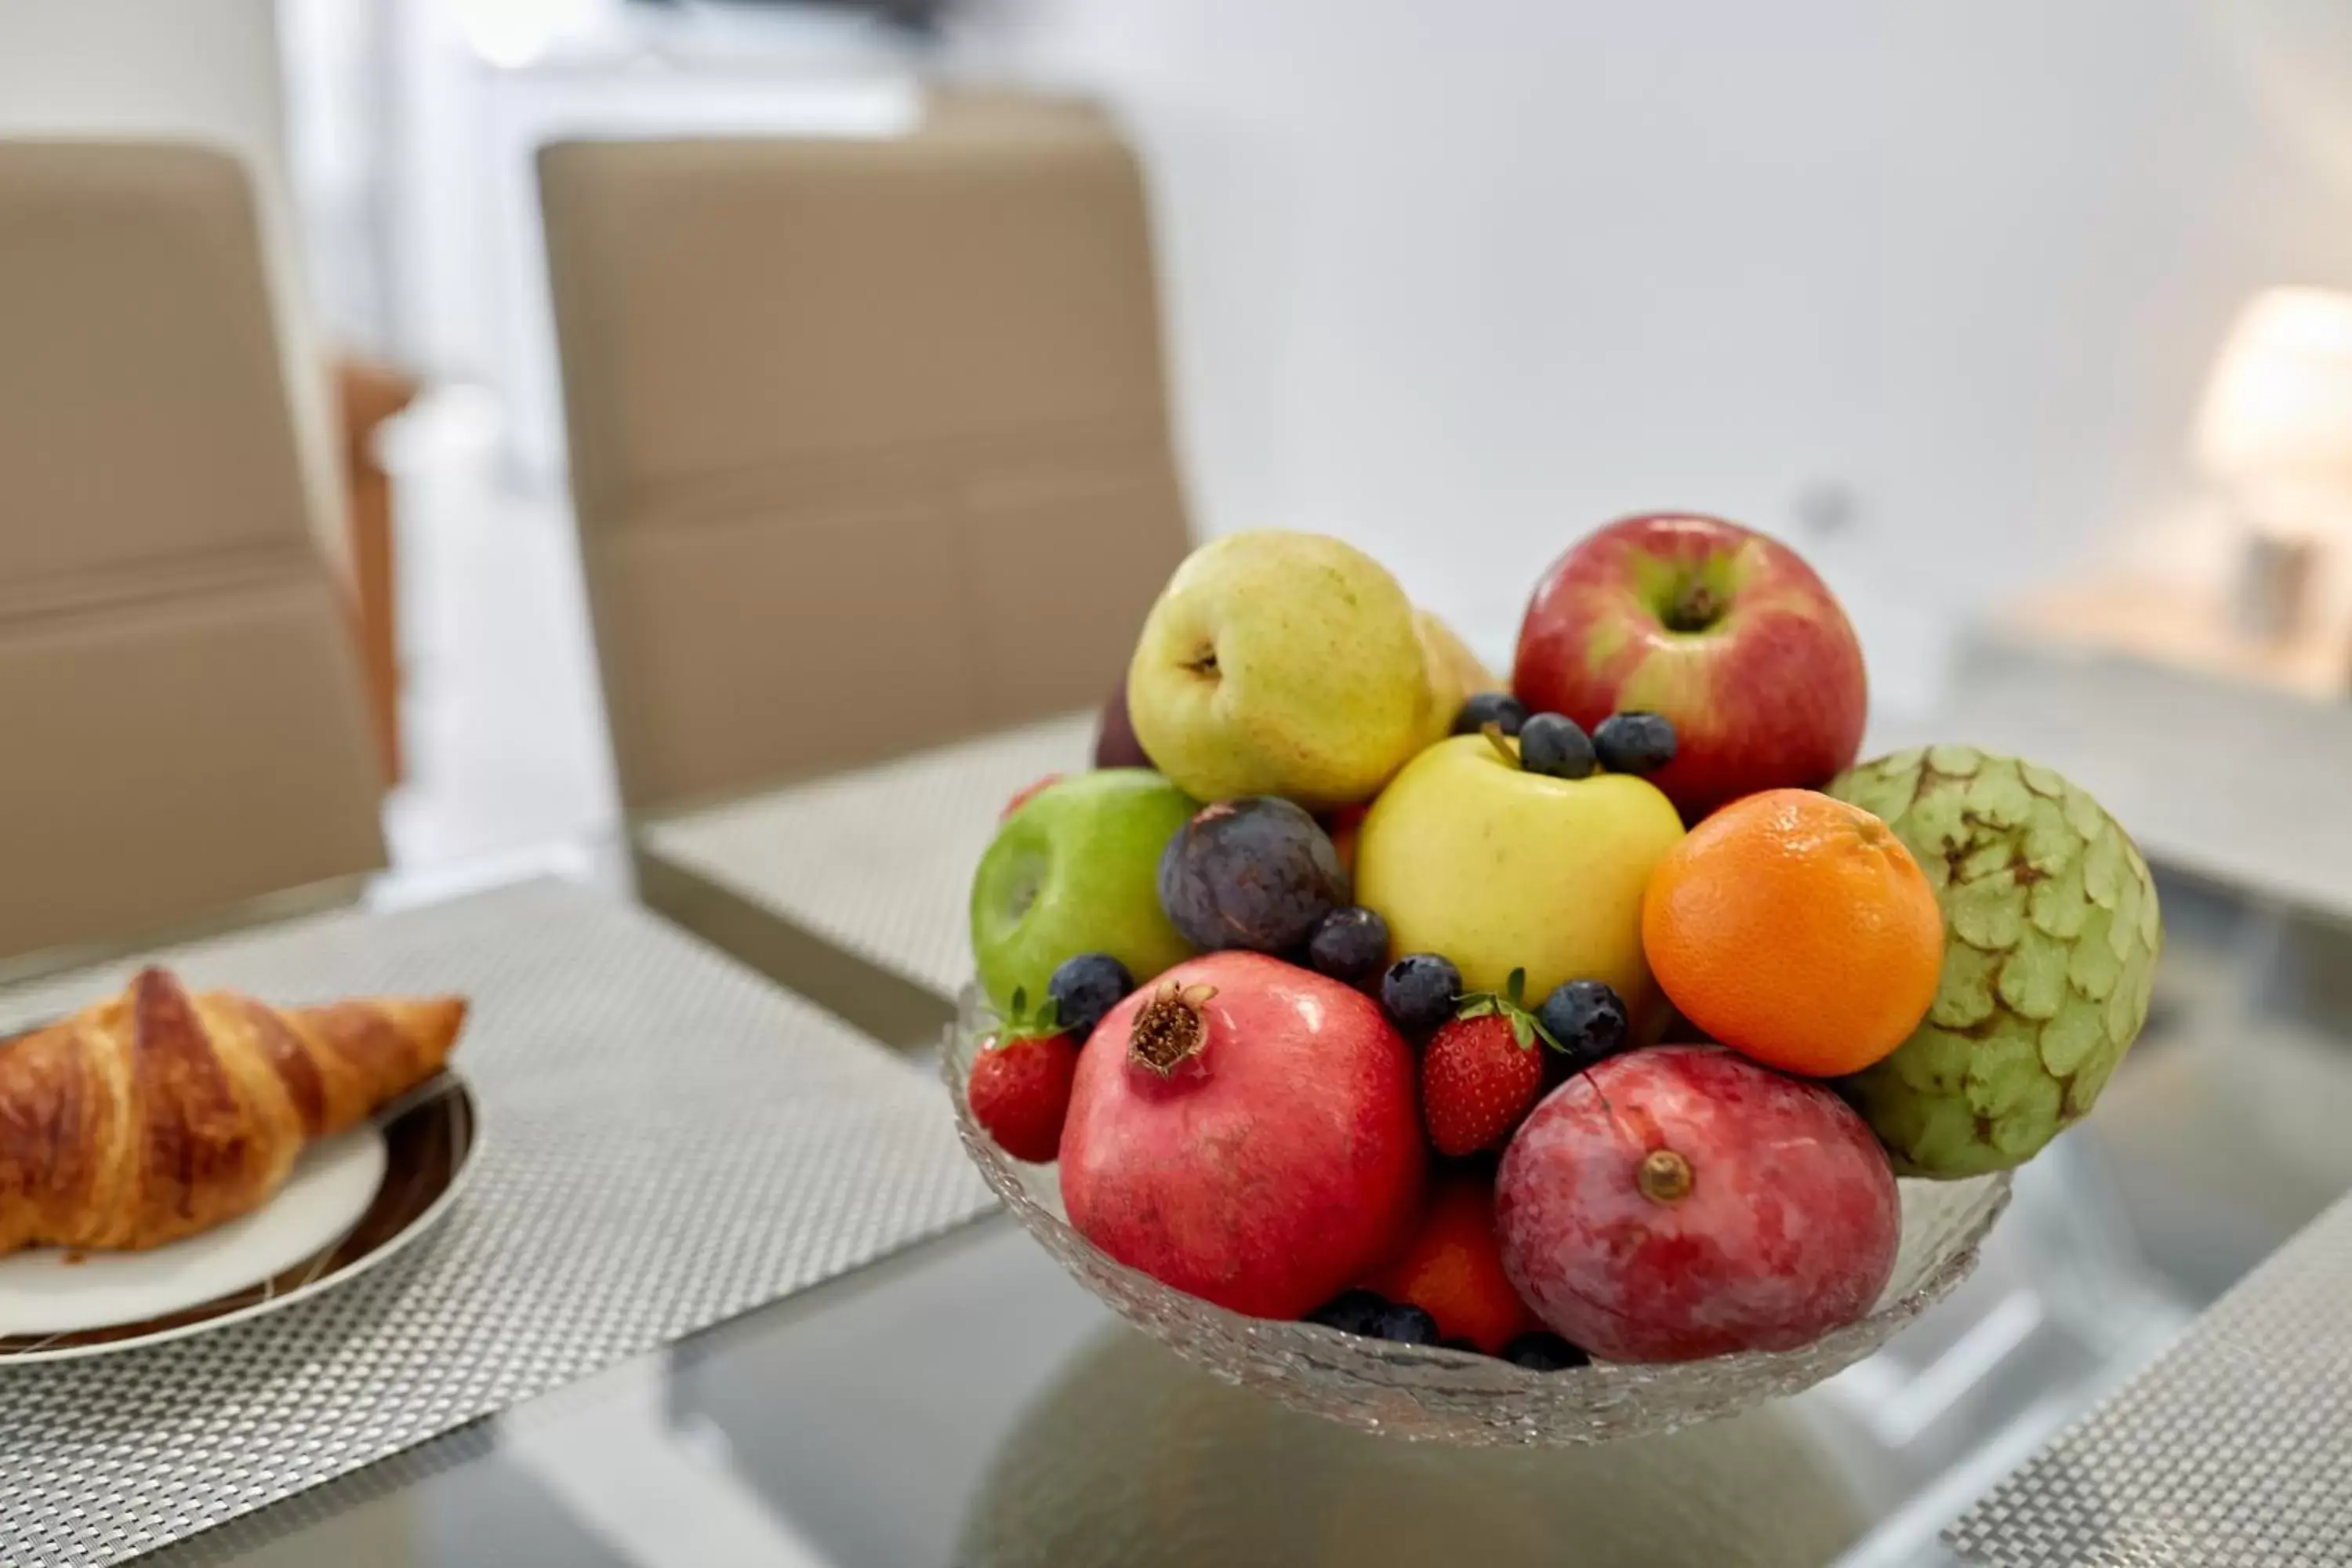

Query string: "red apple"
[[1512, 514, 1865, 820], [1095, 681, 1152, 770], [999, 773, 1066, 822]]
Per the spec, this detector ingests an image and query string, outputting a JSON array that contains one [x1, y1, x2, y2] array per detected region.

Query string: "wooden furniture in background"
[[1997, 578, 2350, 702], [1871, 587, 2352, 924], [336, 355, 419, 783]]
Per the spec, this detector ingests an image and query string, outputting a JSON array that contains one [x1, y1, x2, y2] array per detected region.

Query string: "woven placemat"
[[641, 713, 1095, 999], [0, 879, 993, 1567], [1947, 1188, 2352, 1566]]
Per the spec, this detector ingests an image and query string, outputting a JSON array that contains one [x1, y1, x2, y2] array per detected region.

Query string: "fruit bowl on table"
[[944, 987, 2013, 1448], [954, 518, 2156, 1445]]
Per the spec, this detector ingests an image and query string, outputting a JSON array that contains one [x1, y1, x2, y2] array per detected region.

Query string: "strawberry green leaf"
[[1456, 975, 1560, 1051], [989, 985, 1064, 1043]]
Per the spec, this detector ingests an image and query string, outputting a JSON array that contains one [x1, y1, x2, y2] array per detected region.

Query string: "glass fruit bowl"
[[943, 985, 2013, 1446]]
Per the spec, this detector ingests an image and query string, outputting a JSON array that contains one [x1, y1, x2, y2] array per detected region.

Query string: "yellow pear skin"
[[1414, 608, 1498, 743], [1128, 532, 1434, 808]]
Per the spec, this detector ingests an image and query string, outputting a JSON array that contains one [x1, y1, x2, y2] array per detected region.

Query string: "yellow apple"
[[1355, 733, 1686, 1012], [1128, 532, 1432, 808]]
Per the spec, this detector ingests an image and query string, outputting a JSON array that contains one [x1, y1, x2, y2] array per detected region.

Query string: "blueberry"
[[1307, 906, 1390, 985], [1503, 1331, 1591, 1370], [1157, 797, 1350, 955], [1047, 953, 1134, 1043], [1381, 953, 1462, 1034], [1376, 1303, 1443, 1345], [1537, 979, 1631, 1069], [1517, 713, 1596, 779], [1306, 1288, 1389, 1338], [1593, 711, 1677, 775], [1453, 691, 1528, 737]]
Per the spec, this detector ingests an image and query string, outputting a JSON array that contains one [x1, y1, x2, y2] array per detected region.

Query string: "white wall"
[[0, 0, 291, 153], [996, 0, 2352, 693], [0, 0, 347, 566]]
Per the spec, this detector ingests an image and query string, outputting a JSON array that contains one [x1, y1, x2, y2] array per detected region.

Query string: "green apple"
[[1354, 734, 1686, 1013], [970, 770, 1200, 1014], [1127, 531, 1436, 808]]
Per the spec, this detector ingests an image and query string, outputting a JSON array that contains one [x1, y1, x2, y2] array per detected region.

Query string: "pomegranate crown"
[[1128, 980, 1217, 1076]]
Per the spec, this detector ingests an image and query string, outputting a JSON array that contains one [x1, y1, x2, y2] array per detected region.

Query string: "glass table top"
[[111, 848, 2352, 1568], [147, 1215, 1915, 1568]]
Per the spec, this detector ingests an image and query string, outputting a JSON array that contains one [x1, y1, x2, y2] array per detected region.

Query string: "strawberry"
[[1000, 773, 1065, 822], [1419, 968, 1558, 1156], [1367, 1172, 1544, 1352], [1421, 1018, 1541, 1156], [968, 989, 1079, 1163]]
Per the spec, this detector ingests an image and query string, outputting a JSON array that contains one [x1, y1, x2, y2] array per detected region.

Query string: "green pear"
[[970, 770, 1200, 1014], [1127, 532, 1436, 808], [1416, 607, 1498, 727]]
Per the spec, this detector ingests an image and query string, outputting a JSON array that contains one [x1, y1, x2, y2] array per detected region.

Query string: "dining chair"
[[0, 141, 386, 965], [538, 93, 1193, 814]]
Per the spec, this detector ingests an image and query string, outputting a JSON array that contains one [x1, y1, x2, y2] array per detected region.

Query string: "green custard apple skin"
[[971, 771, 1201, 1014], [1828, 746, 2161, 1177]]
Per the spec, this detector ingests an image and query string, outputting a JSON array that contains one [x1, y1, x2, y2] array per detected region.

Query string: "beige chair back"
[[0, 142, 384, 962], [539, 96, 1192, 813]]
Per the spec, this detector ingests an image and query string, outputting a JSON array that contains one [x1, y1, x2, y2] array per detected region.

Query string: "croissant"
[[0, 967, 467, 1258]]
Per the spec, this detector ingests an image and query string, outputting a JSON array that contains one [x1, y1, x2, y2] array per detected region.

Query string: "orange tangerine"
[[1640, 789, 1942, 1077]]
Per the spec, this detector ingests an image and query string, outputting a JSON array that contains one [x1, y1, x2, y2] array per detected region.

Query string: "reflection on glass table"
[[183, 1219, 1879, 1568]]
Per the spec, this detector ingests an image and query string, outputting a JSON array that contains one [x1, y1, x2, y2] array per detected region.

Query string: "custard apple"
[[1828, 746, 2161, 1177]]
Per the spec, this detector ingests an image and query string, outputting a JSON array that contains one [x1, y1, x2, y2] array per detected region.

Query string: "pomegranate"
[[1060, 952, 1425, 1319], [1496, 1046, 1898, 1362]]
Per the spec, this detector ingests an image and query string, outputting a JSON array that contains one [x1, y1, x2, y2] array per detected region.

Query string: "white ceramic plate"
[[0, 1129, 388, 1337], [0, 1076, 479, 1363]]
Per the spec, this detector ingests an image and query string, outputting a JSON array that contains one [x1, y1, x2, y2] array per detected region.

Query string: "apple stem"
[[1636, 1148, 1695, 1204], [1479, 720, 1519, 768], [1666, 580, 1724, 633], [1130, 982, 1215, 1076]]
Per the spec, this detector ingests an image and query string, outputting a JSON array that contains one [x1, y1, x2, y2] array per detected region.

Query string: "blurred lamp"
[[2194, 286, 2352, 641]]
